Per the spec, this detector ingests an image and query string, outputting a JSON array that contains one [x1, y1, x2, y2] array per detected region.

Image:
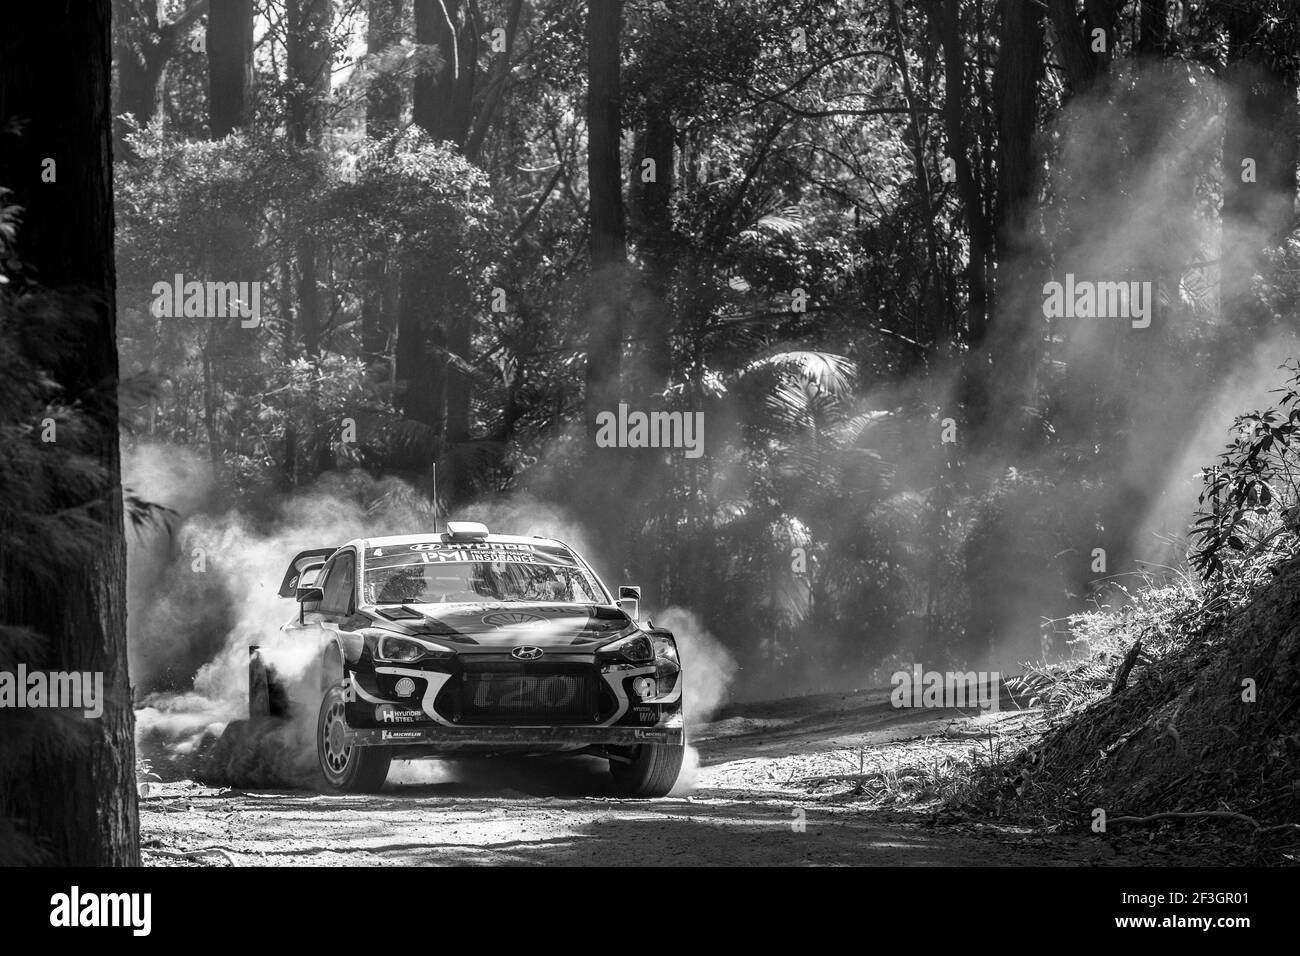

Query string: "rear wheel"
[[608, 744, 684, 797], [317, 684, 391, 793]]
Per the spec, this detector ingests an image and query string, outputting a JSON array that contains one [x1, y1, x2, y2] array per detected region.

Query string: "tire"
[[317, 684, 391, 793], [608, 743, 684, 798]]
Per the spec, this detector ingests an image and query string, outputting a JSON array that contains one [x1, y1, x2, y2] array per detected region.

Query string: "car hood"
[[366, 601, 635, 648]]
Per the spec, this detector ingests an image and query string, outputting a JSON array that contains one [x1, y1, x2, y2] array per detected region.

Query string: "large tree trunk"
[[584, 0, 627, 431], [980, 0, 1045, 441], [1136, 0, 1168, 57], [0, 0, 138, 865], [631, 104, 675, 393], [889, 0, 942, 358], [285, 0, 331, 358], [362, 0, 405, 367], [992, 0, 1044, 304], [206, 0, 254, 137], [412, 0, 479, 145], [285, 0, 332, 488], [1047, 0, 1123, 96], [279, 255, 300, 487], [286, 0, 332, 150], [933, 0, 990, 346], [405, 0, 481, 501]]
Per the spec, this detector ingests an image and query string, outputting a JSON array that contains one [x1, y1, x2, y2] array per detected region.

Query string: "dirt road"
[[139, 688, 1187, 866]]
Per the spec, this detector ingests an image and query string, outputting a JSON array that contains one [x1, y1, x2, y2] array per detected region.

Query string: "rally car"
[[250, 522, 684, 796]]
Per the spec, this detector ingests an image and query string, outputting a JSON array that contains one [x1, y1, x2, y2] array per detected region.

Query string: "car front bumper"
[[347, 724, 685, 747]]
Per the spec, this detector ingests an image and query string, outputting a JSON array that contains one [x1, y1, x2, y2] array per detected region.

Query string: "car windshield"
[[361, 543, 607, 606]]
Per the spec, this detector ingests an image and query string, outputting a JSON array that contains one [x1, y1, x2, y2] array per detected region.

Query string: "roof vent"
[[445, 521, 490, 541]]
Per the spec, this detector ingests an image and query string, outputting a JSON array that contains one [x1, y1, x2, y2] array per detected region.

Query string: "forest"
[[4, 0, 1300, 866], [109, 0, 1300, 694]]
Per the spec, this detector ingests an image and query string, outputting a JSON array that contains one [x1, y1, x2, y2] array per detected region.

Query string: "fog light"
[[394, 677, 416, 698], [632, 677, 657, 699]]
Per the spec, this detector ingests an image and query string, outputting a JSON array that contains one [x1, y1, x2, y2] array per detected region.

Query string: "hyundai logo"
[[511, 646, 544, 661]]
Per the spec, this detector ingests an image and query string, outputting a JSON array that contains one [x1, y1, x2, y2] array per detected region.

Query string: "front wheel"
[[317, 684, 391, 793], [608, 744, 684, 797]]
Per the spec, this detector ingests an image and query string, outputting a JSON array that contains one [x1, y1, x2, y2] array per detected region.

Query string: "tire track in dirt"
[[137, 687, 1184, 866]]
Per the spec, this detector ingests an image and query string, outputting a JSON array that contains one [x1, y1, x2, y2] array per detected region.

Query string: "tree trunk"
[[362, 0, 405, 367], [406, 0, 481, 501], [585, 0, 627, 431], [286, 0, 332, 149], [1136, 0, 1168, 57], [285, 0, 331, 490], [412, 0, 479, 145], [285, 0, 330, 357], [1047, 0, 1123, 96], [933, 0, 990, 346], [115, 22, 169, 147], [982, 0, 1045, 441], [279, 256, 300, 487], [0, 0, 138, 866], [889, 0, 942, 357], [395, 256, 446, 431], [992, 0, 1044, 293], [1047, 0, 1099, 95], [206, 0, 254, 137], [465, 0, 525, 161], [112, 0, 211, 156], [631, 104, 674, 393]]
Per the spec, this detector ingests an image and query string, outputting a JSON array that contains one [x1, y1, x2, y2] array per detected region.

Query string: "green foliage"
[[1191, 362, 1300, 581], [115, 123, 501, 502]]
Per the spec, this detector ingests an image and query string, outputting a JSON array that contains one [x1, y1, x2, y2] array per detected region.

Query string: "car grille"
[[438, 662, 606, 724]]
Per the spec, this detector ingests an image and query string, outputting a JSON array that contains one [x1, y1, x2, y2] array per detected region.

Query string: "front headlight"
[[598, 632, 655, 664], [650, 632, 680, 690], [375, 635, 455, 663], [650, 632, 678, 662]]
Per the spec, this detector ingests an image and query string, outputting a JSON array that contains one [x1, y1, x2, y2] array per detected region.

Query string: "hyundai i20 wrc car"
[[250, 522, 685, 796]]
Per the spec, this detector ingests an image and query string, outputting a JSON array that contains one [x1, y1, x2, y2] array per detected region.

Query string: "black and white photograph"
[[0, 0, 1294, 931]]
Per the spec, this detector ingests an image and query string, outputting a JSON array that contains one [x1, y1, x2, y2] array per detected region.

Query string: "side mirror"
[[298, 586, 324, 624], [618, 585, 641, 622]]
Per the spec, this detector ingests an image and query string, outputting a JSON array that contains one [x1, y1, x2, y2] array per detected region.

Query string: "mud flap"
[[249, 646, 290, 719], [200, 717, 318, 789]]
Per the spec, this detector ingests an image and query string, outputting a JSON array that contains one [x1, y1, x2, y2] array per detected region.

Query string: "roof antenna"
[[431, 461, 440, 534]]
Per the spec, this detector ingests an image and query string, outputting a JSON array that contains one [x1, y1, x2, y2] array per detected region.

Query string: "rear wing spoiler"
[[277, 548, 337, 598]]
